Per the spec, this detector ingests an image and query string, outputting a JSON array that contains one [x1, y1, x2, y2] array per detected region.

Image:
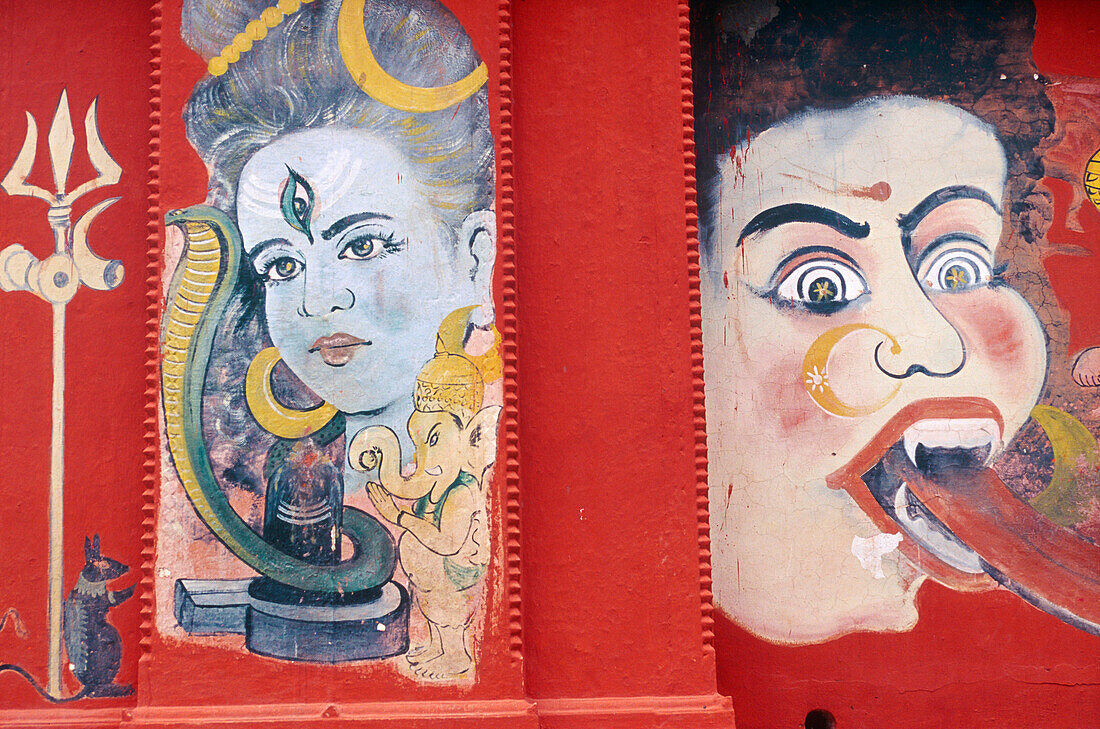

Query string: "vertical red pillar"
[[512, 1, 732, 726]]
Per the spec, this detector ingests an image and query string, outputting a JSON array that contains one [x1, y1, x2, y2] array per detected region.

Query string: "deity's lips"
[[828, 397, 1100, 633], [308, 333, 370, 367]]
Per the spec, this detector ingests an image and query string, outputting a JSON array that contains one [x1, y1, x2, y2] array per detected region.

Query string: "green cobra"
[[163, 205, 394, 594]]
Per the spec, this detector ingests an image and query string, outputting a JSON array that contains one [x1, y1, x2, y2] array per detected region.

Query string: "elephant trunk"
[[348, 425, 434, 500]]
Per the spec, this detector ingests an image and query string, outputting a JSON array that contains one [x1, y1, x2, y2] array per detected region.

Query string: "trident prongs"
[[1, 90, 122, 208], [1, 112, 53, 203], [0, 89, 124, 301], [67, 98, 122, 202], [47, 89, 75, 198]]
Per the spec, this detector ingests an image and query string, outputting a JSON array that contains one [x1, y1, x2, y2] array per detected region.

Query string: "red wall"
[[0, 0, 1094, 726]]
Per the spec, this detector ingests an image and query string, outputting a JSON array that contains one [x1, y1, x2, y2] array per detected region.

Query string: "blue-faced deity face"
[[236, 127, 488, 415]]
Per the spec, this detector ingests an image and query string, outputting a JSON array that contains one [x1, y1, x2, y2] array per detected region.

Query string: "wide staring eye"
[[338, 236, 383, 261], [920, 248, 992, 292], [774, 258, 868, 312]]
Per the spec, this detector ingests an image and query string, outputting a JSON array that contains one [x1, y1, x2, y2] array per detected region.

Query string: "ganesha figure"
[[349, 306, 501, 679]]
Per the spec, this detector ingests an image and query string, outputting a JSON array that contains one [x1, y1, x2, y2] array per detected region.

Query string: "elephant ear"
[[464, 405, 502, 486]]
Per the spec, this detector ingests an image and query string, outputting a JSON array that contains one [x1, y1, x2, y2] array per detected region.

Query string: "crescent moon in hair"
[[802, 323, 902, 418], [337, 0, 488, 113], [1029, 404, 1099, 526]]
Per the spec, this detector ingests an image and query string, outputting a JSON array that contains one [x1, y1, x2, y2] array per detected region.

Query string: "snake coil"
[[162, 205, 393, 594]]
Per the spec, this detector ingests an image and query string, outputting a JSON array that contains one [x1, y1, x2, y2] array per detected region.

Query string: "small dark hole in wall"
[[805, 709, 836, 729]]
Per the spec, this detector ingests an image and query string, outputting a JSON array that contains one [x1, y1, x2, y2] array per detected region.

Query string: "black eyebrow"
[[737, 203, 870, 246], [896, 185, 1001, 234], [321, 212, 392, 241]]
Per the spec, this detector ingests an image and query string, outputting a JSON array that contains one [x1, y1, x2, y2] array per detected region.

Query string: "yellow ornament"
[[337, 0, 488, 113], [208, 56, 229, 77], [1085, 147, 1100, 211], [245, 347, 338, 439], [231, 33, 253, 54], [261, 7, 284, 28], [245, 20, 268, 41], [414, 353, 484, 425]]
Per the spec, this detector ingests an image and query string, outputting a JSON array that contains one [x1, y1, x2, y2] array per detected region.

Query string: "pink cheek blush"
[[760, 355, 826, 437], [951, 293, 1031, 370]]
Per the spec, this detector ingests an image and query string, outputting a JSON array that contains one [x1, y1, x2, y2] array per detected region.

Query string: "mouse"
[[0, 534, 134, 702]]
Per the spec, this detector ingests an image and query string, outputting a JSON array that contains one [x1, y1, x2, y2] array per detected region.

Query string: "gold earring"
[[245, 347, 338, 439]]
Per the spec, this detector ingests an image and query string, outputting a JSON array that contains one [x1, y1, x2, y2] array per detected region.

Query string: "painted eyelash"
[[254, 257, 301, 283], [340, 231, 404, 258], [766, 245, 861, 289]]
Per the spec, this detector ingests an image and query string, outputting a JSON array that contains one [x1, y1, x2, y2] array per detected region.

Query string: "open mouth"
[[829, 398, 1100, 634], [863, 418, 1000, 576], [309, 333, 370, 367]]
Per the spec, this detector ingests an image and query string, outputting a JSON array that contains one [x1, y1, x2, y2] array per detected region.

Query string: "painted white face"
[[237, 127, 479, 414], [702, 97, 1047, 643]]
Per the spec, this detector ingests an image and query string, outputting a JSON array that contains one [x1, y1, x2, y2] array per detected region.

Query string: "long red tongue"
[[901, 457, 1100, 630]]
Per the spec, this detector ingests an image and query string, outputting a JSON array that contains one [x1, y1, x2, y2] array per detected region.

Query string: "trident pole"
[[47, 300, 64, 696], [0, 89, 123, 700]]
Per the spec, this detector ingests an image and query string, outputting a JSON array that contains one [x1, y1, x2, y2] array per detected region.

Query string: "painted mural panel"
[[694, 0, 1100, 652], [157, 0, 504, 683]]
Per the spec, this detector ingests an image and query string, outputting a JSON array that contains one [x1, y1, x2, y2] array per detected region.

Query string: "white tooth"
[[961, 429, 988, 448], [894, 480, 909, 516], [904, 431, 919, 467]]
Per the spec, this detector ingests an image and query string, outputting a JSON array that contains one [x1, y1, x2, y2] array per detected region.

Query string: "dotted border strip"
[[678, 0, 715, 658], [137, 0, 163, 702], [496, 0, 522, 664]]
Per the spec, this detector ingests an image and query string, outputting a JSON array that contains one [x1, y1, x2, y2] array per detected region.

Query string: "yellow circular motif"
[[245, 20, 268, 41], [1085, 148, 1100, 211], [208, 56, 229, 77], [261, 7, 284, 28], [232, 33, 253, 54]]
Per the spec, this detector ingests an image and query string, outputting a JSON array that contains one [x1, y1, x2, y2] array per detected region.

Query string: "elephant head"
[[348, 405, 501, 500], [348, 336, 501, 500]]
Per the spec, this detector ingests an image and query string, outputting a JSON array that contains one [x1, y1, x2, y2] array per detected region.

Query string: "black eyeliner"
[[766, 245, 862, 289]]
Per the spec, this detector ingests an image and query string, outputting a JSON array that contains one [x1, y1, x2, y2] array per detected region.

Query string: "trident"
[[0, 89, 123, 699]]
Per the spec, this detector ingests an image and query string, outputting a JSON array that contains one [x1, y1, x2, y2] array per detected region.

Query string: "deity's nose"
[[300, 272, 356, 317], [872, 278, 967, 380]]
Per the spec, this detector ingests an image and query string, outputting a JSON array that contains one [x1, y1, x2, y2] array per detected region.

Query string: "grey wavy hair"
[[181, 0, 494, 230]]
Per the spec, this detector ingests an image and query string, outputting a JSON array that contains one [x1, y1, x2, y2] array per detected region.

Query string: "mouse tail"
[[0, 664, 89, 703]]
